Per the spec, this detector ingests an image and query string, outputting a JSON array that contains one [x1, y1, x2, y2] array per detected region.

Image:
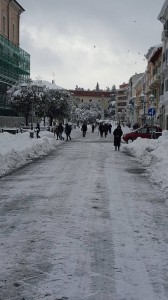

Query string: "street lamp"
[[128, 103, 133, 127], [134, 104, 139, 124], [139, 92, 146, 125], [31, 83, 38, 129], [149, 93, 155, 138]]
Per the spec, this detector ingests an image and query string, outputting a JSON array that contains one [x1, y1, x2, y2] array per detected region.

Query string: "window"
[[12, 24, 15, 40], [3, 16, 6, 34], [164, 20, 168, 31], [165, 79, 168, 92], [138, 128, 148, 134], [160, 82, 164, 95]]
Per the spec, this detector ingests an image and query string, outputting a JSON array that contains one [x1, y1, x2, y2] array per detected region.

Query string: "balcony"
[[149, 74, 161, 89], [154, 74, 161, 82], [162, 30, 168, 41]]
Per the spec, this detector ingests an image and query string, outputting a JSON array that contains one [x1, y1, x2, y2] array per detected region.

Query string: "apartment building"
[[116, 82, 129, 123], [0, 0, 30, 116], [127, 73, 144, 125], [158, 0, 168, 129], [145, 45, 162, 126]]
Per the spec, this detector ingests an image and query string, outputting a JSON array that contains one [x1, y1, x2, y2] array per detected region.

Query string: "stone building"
[[69, 89, 112, 118]]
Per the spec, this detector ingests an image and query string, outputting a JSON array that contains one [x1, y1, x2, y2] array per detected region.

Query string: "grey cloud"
[[18, 0, 164, 89]]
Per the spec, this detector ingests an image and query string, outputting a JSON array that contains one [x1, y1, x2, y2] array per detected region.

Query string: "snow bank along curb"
[[0, 134, 58, 177], [123, 131, 168, 193], [0, 128, 82, 177]]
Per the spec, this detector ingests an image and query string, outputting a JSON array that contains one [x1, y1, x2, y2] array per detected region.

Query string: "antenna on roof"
[[52, 72, 55, 84]]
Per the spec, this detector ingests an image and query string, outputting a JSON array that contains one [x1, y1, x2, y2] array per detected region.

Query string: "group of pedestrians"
[[99, 122, 112, 137], [98, 122, 122, 150], [53, 122, 72, 141], [53, 120, 123, 151], [81, 121, 123, 151]]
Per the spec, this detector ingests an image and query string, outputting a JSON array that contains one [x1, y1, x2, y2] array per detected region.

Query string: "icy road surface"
[[0, 131, 168, 300]]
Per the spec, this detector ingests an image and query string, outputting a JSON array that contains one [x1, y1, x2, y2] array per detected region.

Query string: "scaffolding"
[[0, 34, 30, 85], [0, 34, 30, 110]]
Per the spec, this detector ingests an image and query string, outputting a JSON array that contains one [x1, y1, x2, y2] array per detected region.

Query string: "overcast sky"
[[18, 0, 164, 90]]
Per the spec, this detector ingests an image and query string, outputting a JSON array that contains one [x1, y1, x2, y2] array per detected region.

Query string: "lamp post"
[[20, 81, 42, 136], [134, 104, 139, 124], [139, 93, 146, 125], [31, 83, 38, 130], [128, 103, 133, 127], [149, 93, 155, 138]]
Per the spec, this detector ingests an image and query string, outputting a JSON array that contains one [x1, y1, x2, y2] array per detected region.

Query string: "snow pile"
[[0, 128, 80, 177], [123, 130, 168, 192]]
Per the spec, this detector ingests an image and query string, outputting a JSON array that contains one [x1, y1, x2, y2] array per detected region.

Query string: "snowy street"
[[1, 130, 168, 300]]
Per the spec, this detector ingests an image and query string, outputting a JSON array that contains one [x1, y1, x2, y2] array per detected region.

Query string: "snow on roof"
[[145, 44, 162, 62], [34, 80, 65, 90], [133, 73, 145, 89]]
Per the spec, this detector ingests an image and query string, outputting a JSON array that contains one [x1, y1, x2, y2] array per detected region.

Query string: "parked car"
[[122, 125, 162, 143]]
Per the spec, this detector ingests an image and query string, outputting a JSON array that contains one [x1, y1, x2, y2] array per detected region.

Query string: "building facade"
[[116, 82, 129, 124], [158, 0, 168, 129], [69, 89, 111, 117], [127, 73, 144, 125], [0, 0, 30, 116], [145, 45, 162, 127]]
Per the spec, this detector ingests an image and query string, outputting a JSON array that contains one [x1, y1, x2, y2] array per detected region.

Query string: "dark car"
[[122, 125, 162, 143]]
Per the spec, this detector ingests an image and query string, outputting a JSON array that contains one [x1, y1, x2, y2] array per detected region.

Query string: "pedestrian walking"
[[113, 125, 123, 151], [92, 124, 95, 133], [65, 123, 72, 141], [36, 122, 41, 139], [54, 124, 59, 140], [99, 122, 104, 137], [104, 123, 109, 137], [108, 123, 112, 134], [58, 123, 65, 140], [81, 121, 87, 137]]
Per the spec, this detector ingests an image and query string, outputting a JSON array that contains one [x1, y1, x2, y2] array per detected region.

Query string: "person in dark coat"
[[36, 122, 41, 138], [92, 124, 95, 133], [104, 123, 109, 137], [99, 122, 104, 137], [65, 123, 72, 141], [81, 121, 87, 137], [108, 123, 112, 133], [113, 125, 123, 151], [58, 123, 64, 140], [54, 124, 59, 140]]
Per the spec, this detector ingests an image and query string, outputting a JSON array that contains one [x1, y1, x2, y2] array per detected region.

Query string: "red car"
[[122, 126, 162, 143]]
